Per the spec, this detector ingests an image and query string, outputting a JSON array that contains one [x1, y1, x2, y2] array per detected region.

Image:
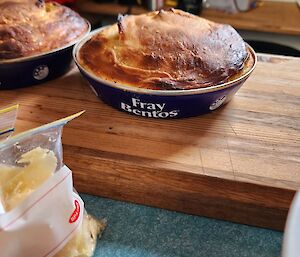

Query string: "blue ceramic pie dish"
[[73, 28, 257, 119], [0, 21, 90, 90]]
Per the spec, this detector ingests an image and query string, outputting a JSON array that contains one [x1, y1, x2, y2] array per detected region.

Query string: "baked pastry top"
[[79, 9, 254, 90], [0, 0, 88, 60]]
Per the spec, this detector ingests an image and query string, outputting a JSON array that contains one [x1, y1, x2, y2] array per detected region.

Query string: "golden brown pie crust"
[[0, 0, 88, 60], [79, 9, 253, 90]]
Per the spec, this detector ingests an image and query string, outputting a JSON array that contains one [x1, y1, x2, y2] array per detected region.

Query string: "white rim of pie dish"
[[73, 26, 257, 96], [0, 20, 91, 65]]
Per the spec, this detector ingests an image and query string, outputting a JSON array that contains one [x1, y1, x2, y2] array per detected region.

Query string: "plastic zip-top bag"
[[0, 110, 105, 257]]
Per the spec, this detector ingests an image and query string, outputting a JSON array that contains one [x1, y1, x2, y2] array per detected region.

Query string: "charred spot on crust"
[[156, 80, 178, 90], [142, 52, 163, 68], [117, 14, 126, 39], [35, 0, 45, 8]]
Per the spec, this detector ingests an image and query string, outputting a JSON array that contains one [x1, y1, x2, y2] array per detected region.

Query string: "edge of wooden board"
[[65, 145, 296, 231]]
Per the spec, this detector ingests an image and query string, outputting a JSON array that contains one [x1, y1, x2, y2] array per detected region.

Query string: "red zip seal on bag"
[[69, 199, 80, 223]]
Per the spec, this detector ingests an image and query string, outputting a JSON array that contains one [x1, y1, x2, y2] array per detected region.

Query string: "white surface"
[[282, 191, 300, 257]]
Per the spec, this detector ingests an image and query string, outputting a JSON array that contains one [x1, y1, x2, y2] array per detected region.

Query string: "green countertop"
[[81, 194, 283, 257]]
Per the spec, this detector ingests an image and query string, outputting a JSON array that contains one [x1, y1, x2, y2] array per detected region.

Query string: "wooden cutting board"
[[1, 54, 299, 230]]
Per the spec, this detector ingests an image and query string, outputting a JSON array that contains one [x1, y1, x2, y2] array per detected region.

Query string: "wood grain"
[[77, 1, 300, 36], [1, 54, 299, 230]]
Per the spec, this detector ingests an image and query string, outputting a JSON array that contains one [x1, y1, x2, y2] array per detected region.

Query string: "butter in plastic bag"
[[0, 110, 105, 257]]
